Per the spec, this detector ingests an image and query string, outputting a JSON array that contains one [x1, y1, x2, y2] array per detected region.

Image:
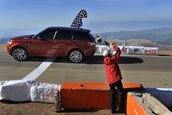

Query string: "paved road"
[[0, 48, 172, 115], [0, 49, 172, 88]]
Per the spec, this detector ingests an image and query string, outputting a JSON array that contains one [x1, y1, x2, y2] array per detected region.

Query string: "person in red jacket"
[[103, 43, 125, 113]]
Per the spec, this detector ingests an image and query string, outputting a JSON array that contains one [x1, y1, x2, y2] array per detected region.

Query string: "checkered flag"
[[70, 10, 87, 28]]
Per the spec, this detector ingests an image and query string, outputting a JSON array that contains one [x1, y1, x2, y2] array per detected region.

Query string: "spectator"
[[103, 42, 125, 113]]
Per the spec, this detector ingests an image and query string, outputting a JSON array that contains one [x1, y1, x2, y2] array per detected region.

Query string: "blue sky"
[[1, 0, 172, 37]]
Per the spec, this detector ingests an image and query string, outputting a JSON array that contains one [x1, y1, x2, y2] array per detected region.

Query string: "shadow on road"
[[0, 100, 31, 104], [27, 57, 48, 62], [119, 56, 144, 64], [159, 54, 171, 56], [84, 56, 144, 64], [26, 56, 143, 65]]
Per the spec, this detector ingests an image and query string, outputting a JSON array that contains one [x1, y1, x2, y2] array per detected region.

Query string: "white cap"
[[103, 50, 110, 57]]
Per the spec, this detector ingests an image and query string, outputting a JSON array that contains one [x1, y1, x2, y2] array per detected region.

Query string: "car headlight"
[[7, 41, 13, 45]]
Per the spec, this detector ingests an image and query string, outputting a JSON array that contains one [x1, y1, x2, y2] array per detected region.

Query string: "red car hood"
[[11, 35, 33, 40]]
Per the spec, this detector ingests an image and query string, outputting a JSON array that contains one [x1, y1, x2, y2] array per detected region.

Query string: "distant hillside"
[[99, 27, 172, 43], [1, 28, 172, 49], [0, 38, 9, 44], [158, 38, 172, 45], [98, 27, 172, 50]]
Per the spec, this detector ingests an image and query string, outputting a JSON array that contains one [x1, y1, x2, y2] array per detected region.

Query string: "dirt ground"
[[0, 101, 124, 115], [159, 50, 172, 56]]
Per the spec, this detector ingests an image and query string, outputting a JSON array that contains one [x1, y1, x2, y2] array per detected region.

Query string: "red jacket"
[[104, 46, 122, 84]]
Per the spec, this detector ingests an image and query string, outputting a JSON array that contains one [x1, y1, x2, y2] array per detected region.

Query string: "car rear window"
[[88, 33, 96, 42], [72, 31, 95, 41]]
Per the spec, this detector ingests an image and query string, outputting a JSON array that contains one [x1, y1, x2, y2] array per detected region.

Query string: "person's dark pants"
[[109, 80, 125, 113]]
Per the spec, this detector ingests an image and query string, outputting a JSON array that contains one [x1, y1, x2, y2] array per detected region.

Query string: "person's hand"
[[122, 42, 125, 46], [110, 42, 116, 48], [120, 42, 125, 50]]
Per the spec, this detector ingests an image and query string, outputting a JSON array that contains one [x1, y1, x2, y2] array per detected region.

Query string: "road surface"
[[0, 49, 172, 88], [0, 46, 172, 115]]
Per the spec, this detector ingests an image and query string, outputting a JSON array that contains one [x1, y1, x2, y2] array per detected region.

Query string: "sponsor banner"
[[127, 46, 144, 54], [96, 45, 159, 55], [143, 47, 159, 55]]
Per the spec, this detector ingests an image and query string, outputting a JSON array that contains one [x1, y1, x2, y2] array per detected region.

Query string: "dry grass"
[[159, 50, 172, 56]]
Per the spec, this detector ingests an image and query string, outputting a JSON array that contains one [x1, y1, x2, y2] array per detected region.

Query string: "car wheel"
[[12, 47, 28, 61], [68, 50, 83, 63]]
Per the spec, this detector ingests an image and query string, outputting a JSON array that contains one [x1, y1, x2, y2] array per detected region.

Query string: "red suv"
[[7, 27, 96, 63]]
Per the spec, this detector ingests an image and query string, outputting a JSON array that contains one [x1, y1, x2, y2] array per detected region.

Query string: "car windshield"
[[31, 29, 47, 39]]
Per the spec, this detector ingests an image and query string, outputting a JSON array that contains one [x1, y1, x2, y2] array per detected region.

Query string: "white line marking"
[[22, 57, 56, 80]]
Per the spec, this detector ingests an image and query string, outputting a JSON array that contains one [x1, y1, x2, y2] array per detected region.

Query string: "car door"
[[28, 29, 56, 56], [52, 30, 72, 56], [72, 31, 88, 50]]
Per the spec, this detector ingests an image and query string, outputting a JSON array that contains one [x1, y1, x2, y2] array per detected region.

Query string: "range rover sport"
[[7, 27, 96, 63]]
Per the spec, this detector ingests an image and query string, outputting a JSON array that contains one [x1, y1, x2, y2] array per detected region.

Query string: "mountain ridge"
[[1, 27, 172, 46], [98, 27, 172, 42]]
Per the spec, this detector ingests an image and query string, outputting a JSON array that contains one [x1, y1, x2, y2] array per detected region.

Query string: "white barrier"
[[0, 80, 35, 101], [122, 46, 129, 53], [0, 81, 8, 86], [96, 45, 159, 55], [0, 80, 60, 103], [31, 83, 61, 103]]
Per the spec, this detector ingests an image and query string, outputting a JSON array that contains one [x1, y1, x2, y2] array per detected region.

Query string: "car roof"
[[46, 27, 91, 33]]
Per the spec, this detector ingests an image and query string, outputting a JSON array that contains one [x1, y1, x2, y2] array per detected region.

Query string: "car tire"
[[12, 47, 28, 61], [68, 50, 83, 63]]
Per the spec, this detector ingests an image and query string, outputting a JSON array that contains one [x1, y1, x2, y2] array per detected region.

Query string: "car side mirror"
[[38, 36, 49, 41], [37, 36, 43, 40]]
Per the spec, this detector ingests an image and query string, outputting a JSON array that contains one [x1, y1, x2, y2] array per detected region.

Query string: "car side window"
[[55, 30, 72, 40], [38, 29, 56, 40], [72, 31, 90, 40]]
